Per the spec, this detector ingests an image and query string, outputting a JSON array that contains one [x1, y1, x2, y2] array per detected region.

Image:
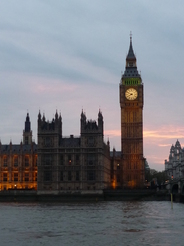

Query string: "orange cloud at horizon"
[[105, 125, 184, 171], [143, 130, 184, 140], [143, 125, 184, 170], [143, 125, 184, 149], [106, 125, 184, 142], [158, 144, 173, 147]]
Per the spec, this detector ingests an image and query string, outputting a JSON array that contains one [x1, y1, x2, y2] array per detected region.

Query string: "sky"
[[1, 0, 184, 171]]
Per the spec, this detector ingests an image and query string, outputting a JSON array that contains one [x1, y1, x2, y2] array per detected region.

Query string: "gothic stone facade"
[[37, 110, 111, 192], [0, 114, 37, 191], [165, 140, 184, 180]]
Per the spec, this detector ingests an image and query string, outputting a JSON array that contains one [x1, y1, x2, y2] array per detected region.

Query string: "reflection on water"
[[0, 201, 184, 246]]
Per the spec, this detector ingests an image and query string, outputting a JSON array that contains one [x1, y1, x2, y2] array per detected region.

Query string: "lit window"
[[3, 173, 8, 182], [25, 173, 29, 182], [35, 172, 37, 181], [14, 173, 18, 181], [68, 155, 72, 165]]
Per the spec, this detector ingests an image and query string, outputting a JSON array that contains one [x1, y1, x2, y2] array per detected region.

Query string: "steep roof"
[[126, 36, 136, 60], [122, 36, 141, 79]]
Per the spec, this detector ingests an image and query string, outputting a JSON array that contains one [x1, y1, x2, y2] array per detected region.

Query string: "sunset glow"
[[1, 1, 184, 172]]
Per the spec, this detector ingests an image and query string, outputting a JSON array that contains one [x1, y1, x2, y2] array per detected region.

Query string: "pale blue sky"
[[1, 0, 184, 171]]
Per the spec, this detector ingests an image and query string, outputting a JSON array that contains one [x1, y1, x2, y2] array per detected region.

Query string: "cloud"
[[143, 125, 184, 170], [158, 144, 173, 147], [144, 125, 184, 140], [104, 125, 184, 143]]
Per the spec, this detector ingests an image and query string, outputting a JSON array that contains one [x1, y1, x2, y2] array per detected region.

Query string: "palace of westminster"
[[0, 38, 146, 192]]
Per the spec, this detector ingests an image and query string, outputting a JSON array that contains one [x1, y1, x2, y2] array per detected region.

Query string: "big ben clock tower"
[[120, 36, 145, 188]]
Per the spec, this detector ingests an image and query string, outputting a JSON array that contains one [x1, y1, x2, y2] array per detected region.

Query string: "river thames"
[[0, 201, 183, 246]]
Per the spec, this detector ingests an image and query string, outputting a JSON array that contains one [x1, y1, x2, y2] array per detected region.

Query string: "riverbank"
[[103, 189, 170, 201], [0, 189, 176, 202]]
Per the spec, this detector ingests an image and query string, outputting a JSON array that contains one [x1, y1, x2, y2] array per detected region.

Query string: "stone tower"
[[80, 110, 108, 190], [120, 37, 145, 188], [37, 111, 62, 190], [23, 113, 32, 145]]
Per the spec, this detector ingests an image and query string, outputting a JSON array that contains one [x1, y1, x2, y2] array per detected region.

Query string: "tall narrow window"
[[60, 171, 63, 181], [25, 173, 29, 182], [3, 157, 7, 167], [87, 171, 95, 181], [68, 171, 72, 181], [35, 172, 37, 181], [76, 171, 79, 181], [60, 155, 64, 165], [75, 155, 79, 165], [25, 156, 29, 167], [25, 136, 29, 145], [44, 155, 52, 166], [14, 173, 18, 181], [44, 171, 52, 182], [68, 155, 72, 165], [87, 154, 95, 165], [3, 173, 8, 182], [14, 157, 18, 167]]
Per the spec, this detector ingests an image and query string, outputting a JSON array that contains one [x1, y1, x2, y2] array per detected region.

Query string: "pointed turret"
[[42, 113, 45, 122], [98, 109, 103, 121], [126, 35, 136, 61], [23, 113, 32, 145], [98, 110, 103, 134], [175, 139, 181, 148], [25, 113, 31, 132], [81, 109, 86, 121], [80, 110, 86, 134], [38, 110, 41, 121], [55, 110, 58, 120], [121, 35, 141, 82]]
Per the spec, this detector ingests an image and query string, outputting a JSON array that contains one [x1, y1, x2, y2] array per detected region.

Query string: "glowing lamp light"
[[112, 179, 116, 189]]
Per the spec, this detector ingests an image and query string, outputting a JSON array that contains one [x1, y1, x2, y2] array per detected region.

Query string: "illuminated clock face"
[[125, 88, 138, 100]]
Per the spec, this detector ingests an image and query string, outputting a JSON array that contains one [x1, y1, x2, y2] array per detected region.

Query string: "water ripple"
[[0, 201, 184, 246]]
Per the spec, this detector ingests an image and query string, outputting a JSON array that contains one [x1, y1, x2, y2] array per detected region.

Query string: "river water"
[[0, 201, 183, 246]]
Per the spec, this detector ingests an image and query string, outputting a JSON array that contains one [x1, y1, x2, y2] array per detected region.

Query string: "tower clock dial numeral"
[[125, 88, 138, 100]]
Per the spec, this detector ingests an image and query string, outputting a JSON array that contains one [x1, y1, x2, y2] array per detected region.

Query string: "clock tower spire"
[[120, 37, 145, 188]]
